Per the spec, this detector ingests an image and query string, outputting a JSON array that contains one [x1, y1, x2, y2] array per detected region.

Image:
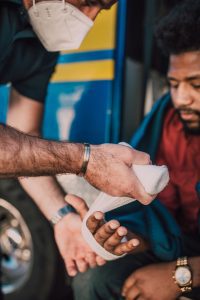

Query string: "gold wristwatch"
[[173, 257, 192, 293]]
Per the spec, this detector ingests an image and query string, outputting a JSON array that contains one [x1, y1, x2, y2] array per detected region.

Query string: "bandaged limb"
[[82, 164, 169, 261]]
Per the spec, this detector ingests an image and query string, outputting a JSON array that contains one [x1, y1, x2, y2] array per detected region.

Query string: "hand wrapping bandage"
[[81, 164, 169, 261]]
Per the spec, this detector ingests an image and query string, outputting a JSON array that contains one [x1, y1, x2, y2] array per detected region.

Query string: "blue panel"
[[0, 80, 113, 144], [111, 0, 127, 142], [59, 49, 115, 64], [0, 85, 9, 123], [42, 80, 113, 144]]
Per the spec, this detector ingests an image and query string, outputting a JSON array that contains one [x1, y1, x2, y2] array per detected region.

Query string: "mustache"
[[175, 108, 200, 116]]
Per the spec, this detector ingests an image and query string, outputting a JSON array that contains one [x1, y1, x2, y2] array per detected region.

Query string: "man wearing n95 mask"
[[28, 0, 94, 51], [25, 0, 117, 51], [0, 1, 154, 297]]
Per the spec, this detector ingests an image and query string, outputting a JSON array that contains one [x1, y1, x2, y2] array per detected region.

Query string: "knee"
[[89, 267, 108, 292], [72, 267, 104, 300], [73, 265, 115, 300]]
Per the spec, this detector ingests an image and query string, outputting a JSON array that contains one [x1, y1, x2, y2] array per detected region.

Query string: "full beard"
[[176, 109, 200, 135]]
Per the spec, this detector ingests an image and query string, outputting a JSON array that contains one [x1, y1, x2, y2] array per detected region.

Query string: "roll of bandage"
[[81, 161, 169, 261]]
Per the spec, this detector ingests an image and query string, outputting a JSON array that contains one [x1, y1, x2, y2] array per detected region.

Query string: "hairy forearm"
[[0, 123, 83, 177]]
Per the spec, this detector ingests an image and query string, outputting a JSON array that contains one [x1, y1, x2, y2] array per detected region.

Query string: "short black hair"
[[155, 0, 200, 56]]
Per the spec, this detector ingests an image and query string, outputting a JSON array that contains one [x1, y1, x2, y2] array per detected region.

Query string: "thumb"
[[65, 194, 89, 220]]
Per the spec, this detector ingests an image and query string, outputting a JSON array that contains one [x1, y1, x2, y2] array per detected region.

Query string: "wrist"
[[78, 143, 90, 176], [173, 257, 194, 293], [62, 142, 84, 174], [53, 210, 79, 239], [83, 144, 100, 179], [50, 204, 76, 226], [189, 257, 200, 288]]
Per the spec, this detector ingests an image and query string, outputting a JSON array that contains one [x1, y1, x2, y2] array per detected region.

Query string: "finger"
[[85, 252, 97, 268], [75, 258, 89, 273], [86, 211, 104, 234], [96, 255, 106, 266], [65, 258, 78, 277], [126, 172, 156, 205], [65, 194, 89, 220], [122, 148, 156, 205], [137, 297, 146, 300], [103, 226, 127, 251], [94, 220, 121, 246], [114, 238, 140, 256], [122, 274, 137, 296], [124, 286, 140, 300]]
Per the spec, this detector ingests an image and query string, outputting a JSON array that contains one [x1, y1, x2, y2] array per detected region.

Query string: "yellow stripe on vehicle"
[[52, 59, 115, 82]]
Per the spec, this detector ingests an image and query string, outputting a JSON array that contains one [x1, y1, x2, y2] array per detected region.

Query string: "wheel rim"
[[0, 198, 33, 294]]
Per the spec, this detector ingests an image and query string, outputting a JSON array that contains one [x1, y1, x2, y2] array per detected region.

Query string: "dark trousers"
[[73, 236, 200, 300], [73, 251, 158, 300]]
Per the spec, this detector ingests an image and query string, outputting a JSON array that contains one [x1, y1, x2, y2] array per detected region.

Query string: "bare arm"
[[4, 88, 154, 203], [6, 89, 106, 276], [6, 88, 71, 217], [0, 122, 84, 178]]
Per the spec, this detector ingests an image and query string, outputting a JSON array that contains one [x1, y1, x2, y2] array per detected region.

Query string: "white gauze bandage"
[[81, 164, 169, 261]]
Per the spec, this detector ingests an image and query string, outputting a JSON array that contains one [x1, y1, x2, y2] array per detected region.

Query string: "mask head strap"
[[32, 0, 67, 12], [32, 0, 39, 15]]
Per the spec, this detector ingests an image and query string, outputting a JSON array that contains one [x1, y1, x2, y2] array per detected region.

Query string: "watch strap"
[[173, 256, 192, 293], [50, 204, 76, 225], [177, 256, 188, 267]]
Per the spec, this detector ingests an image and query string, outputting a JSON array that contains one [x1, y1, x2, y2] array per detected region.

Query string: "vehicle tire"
[[0, 179, 72, 300]]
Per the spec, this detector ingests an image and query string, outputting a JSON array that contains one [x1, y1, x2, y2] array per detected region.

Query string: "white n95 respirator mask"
[[28, 0, 94, 52]]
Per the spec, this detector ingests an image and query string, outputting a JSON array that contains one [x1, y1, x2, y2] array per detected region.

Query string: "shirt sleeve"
[[13, 50, 59, 103]]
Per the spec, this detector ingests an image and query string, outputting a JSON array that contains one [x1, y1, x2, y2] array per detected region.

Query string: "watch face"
[[175, 266, 191, 286]]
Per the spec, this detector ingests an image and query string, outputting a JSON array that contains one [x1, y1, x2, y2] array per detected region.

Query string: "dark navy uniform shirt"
[[0, 0, 59, 102]]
